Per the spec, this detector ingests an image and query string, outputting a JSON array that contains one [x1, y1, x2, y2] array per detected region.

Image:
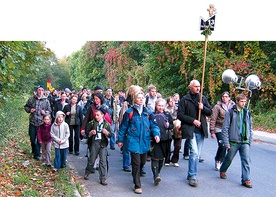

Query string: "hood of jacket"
[[54, 111, 65, 124]]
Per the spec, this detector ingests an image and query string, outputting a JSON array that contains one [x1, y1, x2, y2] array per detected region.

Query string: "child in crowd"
[[50, 111, 70, 174], [84, 105, 112, 186], [37, 114, 52, 167]]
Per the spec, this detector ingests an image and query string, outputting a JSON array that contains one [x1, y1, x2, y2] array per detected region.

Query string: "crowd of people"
[[24, 81, 253, 194]]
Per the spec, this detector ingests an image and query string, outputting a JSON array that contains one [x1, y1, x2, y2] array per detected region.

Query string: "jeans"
[[122, 144, 130, 169], [220, 143, 251, 183], [109, 122, 115, 148], [187, 132, 204, 179], [29, 124, 41, 158], [54, 148, 68, 169]]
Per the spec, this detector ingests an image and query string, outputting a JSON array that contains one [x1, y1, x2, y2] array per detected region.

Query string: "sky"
[[1, 0, 275, 58]]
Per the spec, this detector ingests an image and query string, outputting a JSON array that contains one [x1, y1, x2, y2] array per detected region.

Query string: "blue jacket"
[[118, 106, 160, 154]]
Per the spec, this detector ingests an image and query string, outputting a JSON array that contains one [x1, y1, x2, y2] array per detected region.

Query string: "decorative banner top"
[[200, 4, 217, 32]]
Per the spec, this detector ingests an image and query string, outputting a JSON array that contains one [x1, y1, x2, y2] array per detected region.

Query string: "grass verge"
[[0, 95, 84, 197]]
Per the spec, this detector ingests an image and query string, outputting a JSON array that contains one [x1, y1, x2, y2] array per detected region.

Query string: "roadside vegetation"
[[0, 96, 84, 197]]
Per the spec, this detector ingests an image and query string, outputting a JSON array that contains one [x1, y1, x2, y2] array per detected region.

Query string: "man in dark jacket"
[[177, 79, 212, 187]]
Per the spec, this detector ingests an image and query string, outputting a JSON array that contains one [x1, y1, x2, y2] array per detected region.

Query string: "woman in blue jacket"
[[118, 91, 160, 194]]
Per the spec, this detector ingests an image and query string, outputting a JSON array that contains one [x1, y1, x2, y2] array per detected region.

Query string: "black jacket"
[[177, 91, 212, 139], [63, 104, 83, 126]]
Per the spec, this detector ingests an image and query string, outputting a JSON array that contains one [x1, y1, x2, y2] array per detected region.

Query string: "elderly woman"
[[118, 91, 160, 194]]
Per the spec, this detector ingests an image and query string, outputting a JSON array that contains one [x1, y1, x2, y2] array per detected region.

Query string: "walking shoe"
[[140, 170, 147, 176], [100, 179, 108, 186], [215, 161, 222, 171], [184, 156, 189, 160], [173, 163, 179, 167], [242, 180, 252, 188], [188, 178, 198, 187], [220, 172, 227, 179], [34, 156, 41, 161], [154, 175, 161, 185], [134, 188, 142, 194], [110, 147, 115, 150], [84, 173, 90, 180], [199, 158, 204, 163], [164, 163, 170, 167], [75, 152, 80, 156], [123, 167, 131, 172], [52, 168, 59, 174]]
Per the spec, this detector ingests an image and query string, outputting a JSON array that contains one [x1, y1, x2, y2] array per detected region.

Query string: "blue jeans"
[[220, 143, 251, 183], [54, 148, 68, 169], [187, 132, 204, 179], [109, 122, 116, 148], [29, 124, 41, 158], [122, 144, 130, 169]]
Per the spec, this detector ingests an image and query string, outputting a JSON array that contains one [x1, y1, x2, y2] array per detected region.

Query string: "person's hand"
[[58, 140, 62, 145], [102, 128, 108, 135], [90, 130, 96, 135], [41, 110, 45, 115], [154, 136, 160, 143], [165, 121, 169, 128], [66, 112, 70, 116], [211, 133, 216, 139], [226, 145, 230, 149], [118, 142, 123, 148], [193, 119, 201, 127], [81, 129, 85, 136], [198, 102, 203, 110], [30, 108, 36, 113]]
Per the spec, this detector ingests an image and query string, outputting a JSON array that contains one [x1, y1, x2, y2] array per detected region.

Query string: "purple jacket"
[[37, 123, 52, 143]]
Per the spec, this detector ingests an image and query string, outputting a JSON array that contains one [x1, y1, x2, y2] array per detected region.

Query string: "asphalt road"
[[68, 134, 276, 197]]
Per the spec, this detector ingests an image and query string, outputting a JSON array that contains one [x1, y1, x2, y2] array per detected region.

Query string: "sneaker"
[[242, 180, 252, 188], [75, 152, 80, 156], [134, 188, 142, 194], [215, 161, 222, 171], [173, 163, 179, 167], [199, 158, 204, 163], [188, 178, 198, 187], [164, 163, 170, 167], [220, 172, 227, 179], [184, 156, 189, 160]]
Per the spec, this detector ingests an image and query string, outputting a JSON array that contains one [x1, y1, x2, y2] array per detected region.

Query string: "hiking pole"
[[198, 4, 217, 121]]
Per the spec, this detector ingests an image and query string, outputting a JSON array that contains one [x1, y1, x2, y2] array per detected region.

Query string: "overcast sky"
[[1, 0, 275, 58]]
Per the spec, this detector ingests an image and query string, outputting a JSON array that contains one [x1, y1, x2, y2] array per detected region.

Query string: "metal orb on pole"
[[221, 69, 261, 109], [198, 4, 217, 121]]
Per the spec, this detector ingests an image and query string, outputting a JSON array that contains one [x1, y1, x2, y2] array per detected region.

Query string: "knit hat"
[[37, 85, 45, 90], [94, 85, 103, 91]]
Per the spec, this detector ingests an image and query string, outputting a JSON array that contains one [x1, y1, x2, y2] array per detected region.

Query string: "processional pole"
[[198, 4, 217, 121]]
